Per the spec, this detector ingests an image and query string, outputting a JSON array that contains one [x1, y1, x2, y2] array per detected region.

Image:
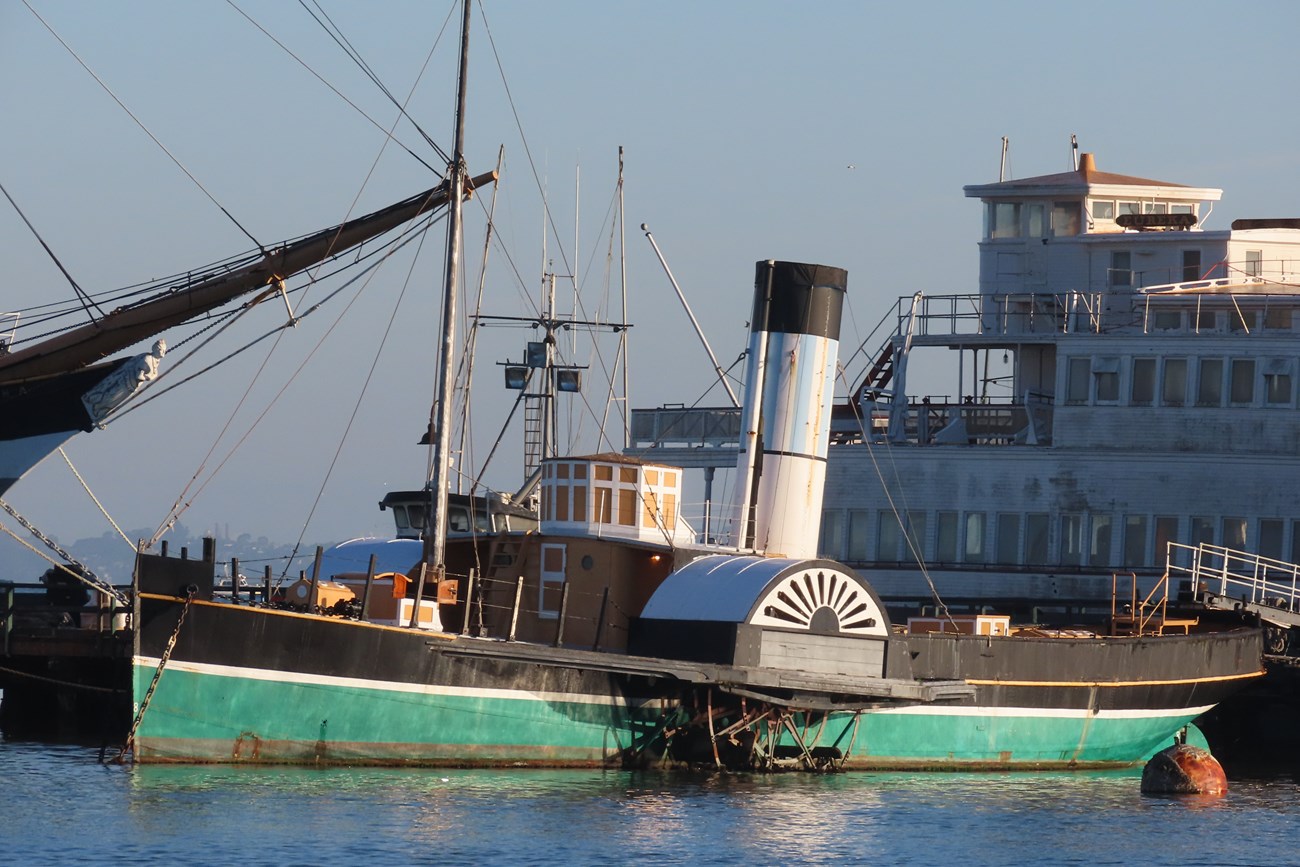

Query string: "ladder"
[[855, 340, 895, 402]]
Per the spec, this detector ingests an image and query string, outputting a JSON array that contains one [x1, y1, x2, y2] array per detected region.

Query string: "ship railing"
[[856, 392, 1053, 447], [1171, 541, 1300, 613], [893, 292, 1106, 339], [1108, 571, 1196, 636], [0, 312, 17, 355]]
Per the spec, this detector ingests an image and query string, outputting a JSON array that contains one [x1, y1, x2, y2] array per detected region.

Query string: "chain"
[[109, 589, 195, 764], [0, 496, 127, 606]]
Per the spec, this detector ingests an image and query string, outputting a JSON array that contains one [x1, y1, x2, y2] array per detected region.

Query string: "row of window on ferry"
[[985, 199, 1197, 239], [820, 509, 1292, 572], [1065, 355, 1297, 407]]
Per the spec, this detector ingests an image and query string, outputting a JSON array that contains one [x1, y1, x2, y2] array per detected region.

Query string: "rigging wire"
[[0, 180, 104, 320], [21, 0, 267, 254], [57, 447, 133, 549], [224, 0, 444, 175]]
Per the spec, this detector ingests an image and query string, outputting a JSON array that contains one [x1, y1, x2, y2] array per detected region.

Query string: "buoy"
[[1140, 743, 1228, 795]]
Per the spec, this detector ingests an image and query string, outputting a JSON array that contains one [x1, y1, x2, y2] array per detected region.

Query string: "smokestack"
[[731, 260, 847, 557]]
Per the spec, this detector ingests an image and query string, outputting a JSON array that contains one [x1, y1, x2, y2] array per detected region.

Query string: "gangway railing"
[[1109, 570, 1197, 636], [1169, 542, 1300, 652]]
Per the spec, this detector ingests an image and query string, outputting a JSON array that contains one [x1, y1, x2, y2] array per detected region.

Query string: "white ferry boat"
[[818, 151, 1300, 610], [632, 150, 1300, 616]]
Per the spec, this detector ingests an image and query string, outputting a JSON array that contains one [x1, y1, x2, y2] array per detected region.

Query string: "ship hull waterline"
[[131, 596, 1262, 770]]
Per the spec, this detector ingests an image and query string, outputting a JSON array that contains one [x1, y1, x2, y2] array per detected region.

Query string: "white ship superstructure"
[[817, 152, 1300, 607]]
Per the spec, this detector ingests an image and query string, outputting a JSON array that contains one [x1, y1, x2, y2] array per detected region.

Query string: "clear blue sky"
[[3, 0, 1300, 555]]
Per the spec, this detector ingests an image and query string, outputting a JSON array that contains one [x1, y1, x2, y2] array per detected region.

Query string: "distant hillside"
[[0, 525, 327, 588]]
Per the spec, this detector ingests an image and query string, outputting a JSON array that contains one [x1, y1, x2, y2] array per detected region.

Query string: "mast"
[[426, 0, 472, 577]]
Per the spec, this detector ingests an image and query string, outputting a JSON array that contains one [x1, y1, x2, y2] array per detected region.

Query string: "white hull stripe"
[[136, 656, 1213, 720]]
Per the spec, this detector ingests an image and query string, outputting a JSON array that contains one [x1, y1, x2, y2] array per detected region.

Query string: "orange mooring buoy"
[[1140, 743, 1228, 795]]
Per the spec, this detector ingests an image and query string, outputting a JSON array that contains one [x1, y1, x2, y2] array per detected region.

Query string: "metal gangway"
[[1168, 542, 1300, 653]]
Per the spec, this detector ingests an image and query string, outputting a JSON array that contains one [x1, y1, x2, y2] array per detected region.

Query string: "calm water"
[[3, 739, 1298, 866]]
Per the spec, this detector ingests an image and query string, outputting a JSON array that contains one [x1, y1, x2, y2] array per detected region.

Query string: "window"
[[1124, 515, 1149, 567], [1091, 515, 1113, 567], [1144, 202, 1169, 214], [1093, 357, 1119, 402], [936, 512, 959, 562], [1118, 201, 1141, 218], [1027, 203, 1046, 237], [1131, 358, 1156, 404], [1154, 516, 1179, 564], [1052, 201, 1080, 236], [1151, 310, 1182, 330], [964, 513, 986, 563], [1109, 251, 1132, 287], [1266, 372, 1292, 405], [1197, 358, 1223, 406], [1162, 358, 1188, 406], [1183, 250, 1202, 282], [1025, 514, 1049, 564], [990, 202, 1021, 239], [1230, 359, 1255, 404], [904, 511, 928, 560], [1265, 308, 1292, 330], [1246, 250, 1263, 277], [1260, 519, 1284, 561], [1222, 518, 1247, 551], [1291, 520, 1300, 566], [847, 510, 870, 561], [1191, 517, 1215, 546], [617, 489, 636, 526], [1060, 514, 1085, 566], [877, 512, 901, 561], [1230, 307, 1252, 332], [1196, 309, 1216, 331], [1066, 357, 1091, 404], [1171, 203, 1195, 216], [820, 511, 844, 559], [996, 513, 1020, 564], [1092, 199, 1115, 221]]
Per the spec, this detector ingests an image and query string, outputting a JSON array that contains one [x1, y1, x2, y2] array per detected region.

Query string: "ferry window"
[[1171, 203, 1194, 215], [877, 512, 901, 561], [1124, 515, 1149, 567], [1259, 519, 1284, 561], [1025, 514, 1049, 564], [1052, 201, 1080, 237], [1265, 308, 1292, 330], [996, 514, 1020, 564], [1222, 518, 1248, 551], [1027, 203, 1046, 237], [1059, 514, 1084, 566], [1118, 201, 1141, 217], [1197, 358, 1224, 406], [1092, 199, 1115, 221], [1230, 359, 1255, 403], [1109, 252, 1132, 288], [820, 511, 844, 559], [594, 487, 612, 523], [1246, 250, 1263, 277], [555, 463, 569, 480], [1093, 357, 1119, 402], [1161, 358, 1188, 406], [936, 511, 959, 562], [1144, 202, 1168, 215], [1230, 307, 1252, 332], [905, 511, 927, 560], [964, 512, 986, 563], [1153, 516, 1179, 563], [1190, 517, 1215, 546], [1151, 310, 1181, 330], [1195, 309, 1216, 332], [1182, 250, 1202, 282], [991, 202, 1021, 239], [1066, 357, 1091, 404], [1091, 515, 1113, 567], [1131, 358, 1156, 404], [1265, 370, 1292, 405], [847, 510, 870, 560]]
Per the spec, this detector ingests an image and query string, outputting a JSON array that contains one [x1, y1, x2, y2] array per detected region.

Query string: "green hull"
[[132, 660, 1205, 769]]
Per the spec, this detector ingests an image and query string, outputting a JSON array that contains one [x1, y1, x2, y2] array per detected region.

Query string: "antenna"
[[1071, 133, 1079, 170], [999, 136, 1009, 182]]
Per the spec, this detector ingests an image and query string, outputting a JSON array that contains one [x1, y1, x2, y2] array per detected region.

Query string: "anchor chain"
[[109, 589, 195, 764], [0, 496, 128, 607]]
